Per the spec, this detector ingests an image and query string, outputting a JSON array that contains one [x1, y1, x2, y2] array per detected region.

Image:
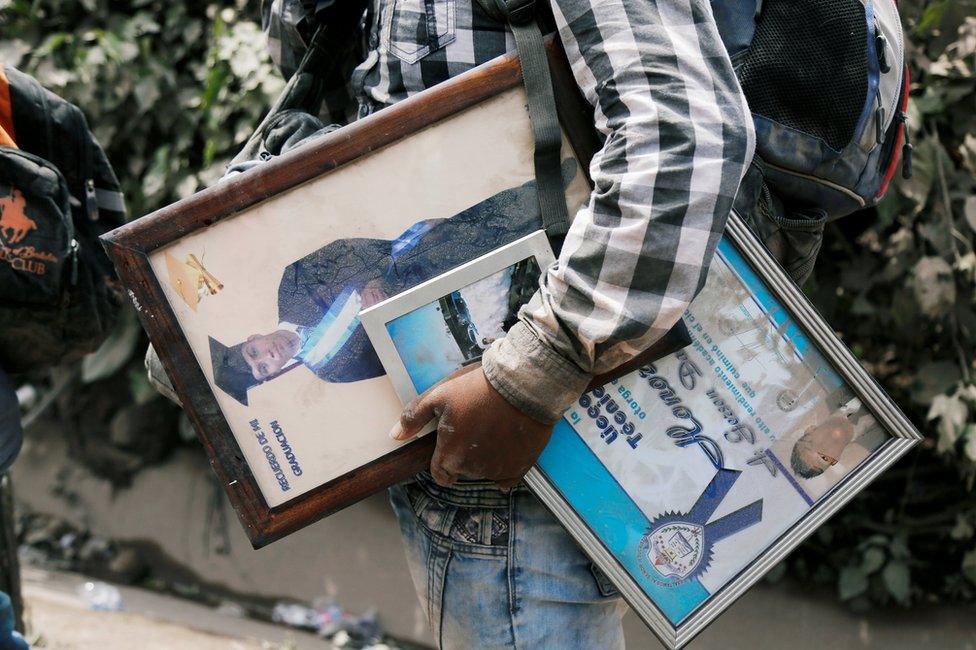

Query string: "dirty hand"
[[389, 363, 555, 489]]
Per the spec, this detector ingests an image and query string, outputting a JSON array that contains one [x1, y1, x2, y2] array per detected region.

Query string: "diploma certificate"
[[526, 214, 920, 649]]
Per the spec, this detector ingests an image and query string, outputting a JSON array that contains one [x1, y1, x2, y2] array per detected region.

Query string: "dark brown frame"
[[101, 40, 687, 548]]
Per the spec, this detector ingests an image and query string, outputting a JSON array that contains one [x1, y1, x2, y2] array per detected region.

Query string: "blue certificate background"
[[536, 238, 885, 625]]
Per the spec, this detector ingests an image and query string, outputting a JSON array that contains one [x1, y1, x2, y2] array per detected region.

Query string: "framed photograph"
[[360, 230, 555, 406], [100, 41, 612, 547], [521, 212, 923, 649]]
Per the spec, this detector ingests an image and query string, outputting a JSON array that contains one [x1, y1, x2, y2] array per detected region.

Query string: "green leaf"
[[914, 87, 946, 116], [127, 366, 158, 406], [963, 550, 976, 585], [862, 547, 886, 574], [916, 1, 950, 33], [898, 136, 940, 209], [913, 361, 962, 405], [839, 566, 869, 601], [882, 562, 912, 604]]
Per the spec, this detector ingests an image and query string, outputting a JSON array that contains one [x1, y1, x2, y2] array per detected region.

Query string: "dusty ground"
[[20, 562, 976, 650], [12, 427, 976, 649], [21, 567, 329, 650]]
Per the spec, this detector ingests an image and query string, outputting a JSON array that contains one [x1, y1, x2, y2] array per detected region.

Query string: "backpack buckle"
[[496, 0, 535, 25]]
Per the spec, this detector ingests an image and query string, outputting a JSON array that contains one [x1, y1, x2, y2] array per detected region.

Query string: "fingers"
[[390, 366, 481, 442], [429, 422, 462, 487], [390, 387, 441, 441]]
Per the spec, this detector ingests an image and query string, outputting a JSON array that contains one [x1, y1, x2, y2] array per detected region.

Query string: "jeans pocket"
[[749, 183, 826, 286], [400, 479, 510, 556], [382, 0, 457, 64]]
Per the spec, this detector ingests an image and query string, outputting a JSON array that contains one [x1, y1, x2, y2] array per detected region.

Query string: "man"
[[262, 0, 754, 646], [790, 417, 852, 479], [790, 399, 870, 479], [210, 172, 548, 404]]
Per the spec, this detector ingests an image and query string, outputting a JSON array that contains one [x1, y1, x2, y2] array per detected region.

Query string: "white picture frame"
[[360, 230, 556, 405]]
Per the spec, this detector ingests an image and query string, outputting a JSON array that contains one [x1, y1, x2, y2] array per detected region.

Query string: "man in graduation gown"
[[210, 173, 549, 405]]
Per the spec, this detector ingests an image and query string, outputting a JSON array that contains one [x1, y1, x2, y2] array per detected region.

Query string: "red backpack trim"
[[0, 67, 16, 147], [875, 63, 911, 200]]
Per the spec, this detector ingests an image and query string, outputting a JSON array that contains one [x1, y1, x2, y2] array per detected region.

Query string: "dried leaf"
[[928, 393, 970, 452], [912, 256, 956, 317], [965, 196, 976, 233]]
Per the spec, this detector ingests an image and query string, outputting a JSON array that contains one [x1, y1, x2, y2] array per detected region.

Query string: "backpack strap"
[[475, 0, 570, 237]]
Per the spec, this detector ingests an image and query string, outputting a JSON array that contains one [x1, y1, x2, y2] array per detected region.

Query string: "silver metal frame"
[[525, 209, 922, 649]]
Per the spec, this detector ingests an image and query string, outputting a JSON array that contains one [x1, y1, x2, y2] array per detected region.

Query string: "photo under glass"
[[386, 258, 541, 394], [360, 230, 556, 406]]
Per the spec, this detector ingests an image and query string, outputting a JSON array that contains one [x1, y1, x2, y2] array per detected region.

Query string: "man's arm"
[[481, 0, 756, 423]]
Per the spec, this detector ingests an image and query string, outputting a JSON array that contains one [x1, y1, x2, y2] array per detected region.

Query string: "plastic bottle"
[[77, 581, 123, 612]]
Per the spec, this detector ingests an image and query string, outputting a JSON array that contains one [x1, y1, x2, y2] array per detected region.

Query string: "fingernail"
[[389, 421, 404, 440]]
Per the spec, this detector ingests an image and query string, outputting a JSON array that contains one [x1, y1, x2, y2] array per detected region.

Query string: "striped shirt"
[[263, 0, 755, 422]]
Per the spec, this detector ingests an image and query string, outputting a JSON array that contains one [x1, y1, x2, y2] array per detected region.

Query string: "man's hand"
[[389, 364, 555, 489]]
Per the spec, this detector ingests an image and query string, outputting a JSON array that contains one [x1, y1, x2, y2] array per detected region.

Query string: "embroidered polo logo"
[[0, 188, 36, 244]]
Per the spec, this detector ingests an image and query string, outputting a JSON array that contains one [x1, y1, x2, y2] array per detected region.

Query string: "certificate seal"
[[637, 469, 764, 588], [777, 389, 799, 412], [638, 517, 709, 586]]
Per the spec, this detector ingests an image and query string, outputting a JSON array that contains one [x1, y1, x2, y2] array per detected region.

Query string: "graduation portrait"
[[139, 87, 591, 510]]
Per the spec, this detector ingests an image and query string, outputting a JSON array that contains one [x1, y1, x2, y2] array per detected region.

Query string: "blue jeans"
[[389, 474, 626, 649]]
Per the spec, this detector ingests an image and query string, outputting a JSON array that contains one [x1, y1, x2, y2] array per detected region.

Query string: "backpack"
[[469, 0, 909, 284], [0, 66, 127, 373], [712, 0, 911, 220]]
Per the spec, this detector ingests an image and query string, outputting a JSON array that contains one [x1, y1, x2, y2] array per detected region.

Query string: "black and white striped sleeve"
[[482, 0, 755, 422]]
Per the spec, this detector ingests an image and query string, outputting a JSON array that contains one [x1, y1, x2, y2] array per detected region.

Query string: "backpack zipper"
[[69, 238, 79, 285], [85, 178, 98, 221], [900, 112, 913, 179], [875, 32, 891, 74], [875, 91, 886, 145]]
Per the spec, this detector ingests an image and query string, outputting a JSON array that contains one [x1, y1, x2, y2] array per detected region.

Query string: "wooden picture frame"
[[101, 41, 686, 548]]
